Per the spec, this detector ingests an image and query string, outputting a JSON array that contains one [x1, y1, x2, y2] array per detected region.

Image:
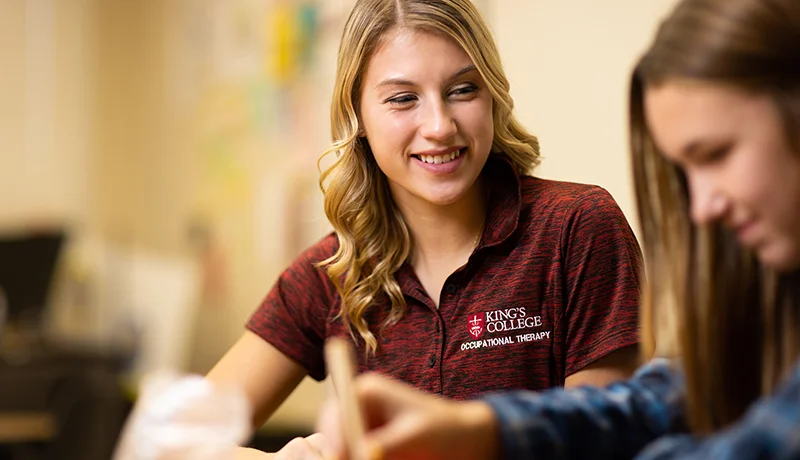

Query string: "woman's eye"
[[386, 94, 417, 105], [450, 84, 478, 97], [699, 146, 730, 165]]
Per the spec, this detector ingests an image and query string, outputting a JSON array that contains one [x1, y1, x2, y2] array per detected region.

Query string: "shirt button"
[[444, 284, 457, 294], [428, 355, 437, 368]]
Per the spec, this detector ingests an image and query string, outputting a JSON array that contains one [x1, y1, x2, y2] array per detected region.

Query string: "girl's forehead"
[[362, 28, 474, 85], [644, 82, 762, 157]]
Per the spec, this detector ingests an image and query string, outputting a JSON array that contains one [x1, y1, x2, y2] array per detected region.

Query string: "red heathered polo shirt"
[[247, 156, 642, 400]]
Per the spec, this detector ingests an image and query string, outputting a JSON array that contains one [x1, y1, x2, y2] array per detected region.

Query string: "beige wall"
[[492, 0, 679, 238], [0, 2, 26, 224], [0, 0, 92, 229]]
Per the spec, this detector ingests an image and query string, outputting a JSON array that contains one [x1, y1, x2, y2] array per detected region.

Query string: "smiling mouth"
[[411, 148, 464, 165]]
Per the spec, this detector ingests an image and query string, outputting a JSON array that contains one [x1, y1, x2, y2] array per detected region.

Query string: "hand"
[[273, 433, 334, 460], [235, 434, 334, 460], [317, 373, 500, 460]]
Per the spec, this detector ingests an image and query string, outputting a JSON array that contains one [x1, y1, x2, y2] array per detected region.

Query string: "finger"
[[357, 373, 423, 425], [274, 436, 326, 460], [316, 396, 344, 458], [362, 416, 421, 460], [304, 433, 328, 455]]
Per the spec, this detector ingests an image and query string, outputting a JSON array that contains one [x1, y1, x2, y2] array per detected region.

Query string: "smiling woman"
[[205, 1, 644, 458]]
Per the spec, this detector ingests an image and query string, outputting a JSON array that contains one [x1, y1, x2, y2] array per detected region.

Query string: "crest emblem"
[[467, 312, 485, 339]]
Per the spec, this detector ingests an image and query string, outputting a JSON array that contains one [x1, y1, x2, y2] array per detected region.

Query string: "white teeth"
[[418, 149, 462, 164]]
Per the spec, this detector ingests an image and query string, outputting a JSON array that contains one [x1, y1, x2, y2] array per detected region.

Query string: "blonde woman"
[[317, 0, 800, 459], [208, 0, 642, 458]]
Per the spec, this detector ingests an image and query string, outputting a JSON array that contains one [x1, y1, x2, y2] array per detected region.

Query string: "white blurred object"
[[113, 372, 251, 460]]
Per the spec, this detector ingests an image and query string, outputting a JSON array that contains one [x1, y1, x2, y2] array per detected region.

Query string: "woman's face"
[[357, 27, 494, 211], [645, 80, 800, 271]]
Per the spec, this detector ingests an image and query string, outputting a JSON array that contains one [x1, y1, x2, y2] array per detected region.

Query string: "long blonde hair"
[[317, 0, 540, 355], [631, 0, 800, 433]]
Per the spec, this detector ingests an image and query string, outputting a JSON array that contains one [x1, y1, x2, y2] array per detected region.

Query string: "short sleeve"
[[246, 236, 338, 381], [559, 187, 642, 376]]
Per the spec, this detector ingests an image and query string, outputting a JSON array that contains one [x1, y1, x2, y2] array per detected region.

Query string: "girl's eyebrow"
[[375, 64, 478, 89]]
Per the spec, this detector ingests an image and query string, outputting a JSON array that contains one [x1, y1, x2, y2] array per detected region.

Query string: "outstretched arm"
[[634, 360, 800, 459], [485, 358, 686, 459]]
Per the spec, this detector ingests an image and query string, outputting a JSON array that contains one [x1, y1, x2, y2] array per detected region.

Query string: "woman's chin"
[[758, 242, 800, 272]]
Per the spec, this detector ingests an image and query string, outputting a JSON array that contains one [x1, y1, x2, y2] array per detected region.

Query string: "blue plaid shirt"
[[483, 358, 800, 459]]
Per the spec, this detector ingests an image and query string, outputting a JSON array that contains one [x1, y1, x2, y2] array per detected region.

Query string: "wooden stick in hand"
[[324, 337, 369, 460]]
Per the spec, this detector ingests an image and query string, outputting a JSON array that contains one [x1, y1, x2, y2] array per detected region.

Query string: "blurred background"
[[0, 0, 677, 458]]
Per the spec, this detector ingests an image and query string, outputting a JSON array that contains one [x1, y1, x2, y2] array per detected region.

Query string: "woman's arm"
[[207, 331, 308, 429], [208, 331, 332, 459], [207, 331, 332, 460]]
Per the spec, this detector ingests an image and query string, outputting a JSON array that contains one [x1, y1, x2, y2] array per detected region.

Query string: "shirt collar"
[[478, 154, 523, 249]]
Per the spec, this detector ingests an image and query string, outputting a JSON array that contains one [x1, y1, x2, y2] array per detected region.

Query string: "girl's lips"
[[412, 148, 466, 175]]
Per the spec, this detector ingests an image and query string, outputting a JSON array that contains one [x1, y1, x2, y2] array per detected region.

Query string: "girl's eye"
[[698, 146, 730, 165], [386, 94, 417, 105], [450, 84, 478, 97]]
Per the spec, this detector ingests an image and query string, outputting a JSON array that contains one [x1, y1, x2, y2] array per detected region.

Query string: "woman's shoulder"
[[282, 232, 340, 278], [518, 176, 623, 217]]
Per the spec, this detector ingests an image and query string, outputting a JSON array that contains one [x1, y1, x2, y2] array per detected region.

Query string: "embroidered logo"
[[461, 307, 550, 352], [468, 312, 485, 339]]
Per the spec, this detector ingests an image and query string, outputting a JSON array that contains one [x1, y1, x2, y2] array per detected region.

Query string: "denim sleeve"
[[481, 358, 688, 460], [635, 359, 800, 459]]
